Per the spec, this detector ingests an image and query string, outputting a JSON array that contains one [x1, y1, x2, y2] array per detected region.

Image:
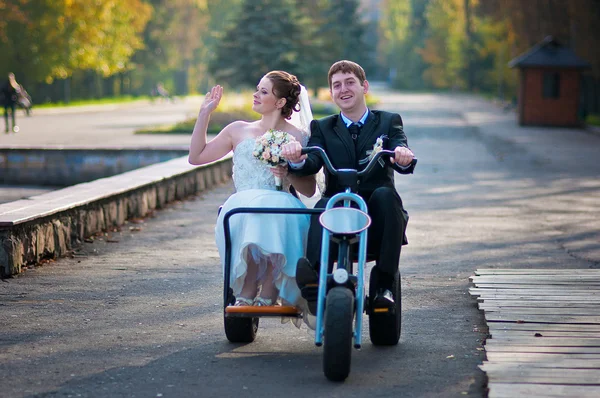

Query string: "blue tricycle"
[[221, 146, 416, 381]]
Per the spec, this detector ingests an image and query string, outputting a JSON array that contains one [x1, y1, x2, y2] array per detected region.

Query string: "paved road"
[[1, 89, 599, 397], [0, 97, 203, 204], [0, 97, 202, 148]]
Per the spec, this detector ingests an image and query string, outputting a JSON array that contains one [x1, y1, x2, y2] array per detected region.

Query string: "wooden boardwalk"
[[469, 269, 600, 398]]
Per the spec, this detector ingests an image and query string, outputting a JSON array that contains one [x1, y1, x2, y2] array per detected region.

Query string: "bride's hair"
[[265, 71, 302, 120]]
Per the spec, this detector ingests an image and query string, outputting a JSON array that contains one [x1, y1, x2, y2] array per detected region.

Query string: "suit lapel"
[[332, 115, 356, 164], [356, 111, 381, 156]]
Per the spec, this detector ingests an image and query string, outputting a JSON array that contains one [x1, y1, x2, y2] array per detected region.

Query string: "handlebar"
[[300, 146, 417, 177]]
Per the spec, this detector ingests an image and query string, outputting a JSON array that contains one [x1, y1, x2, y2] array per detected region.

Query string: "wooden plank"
[[471, 269, 600, 395], [484, 345, 600, 353], [485, 352, 600, 361], [473, 284, 600, 290], [480, 307, 600, 316], [472, 281, 600, 287], [473, 276, 600, 281], [488, 323, 600, 332], [471, 288, 600, 295], [478, 300, 600, 307], [488, 383, 600, 398], [482, 359, 600, 368], [485, 338, 600, 347], [485, 368, 600, 384], [490, 331, 600, 338], [485, 314, 600, 324], [469, 272, 600, 281], [477, 295, 600, 302], [475, 269, 600, 274]]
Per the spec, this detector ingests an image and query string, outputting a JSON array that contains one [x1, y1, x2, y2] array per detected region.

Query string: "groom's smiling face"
[[330, 72, 369, 114]]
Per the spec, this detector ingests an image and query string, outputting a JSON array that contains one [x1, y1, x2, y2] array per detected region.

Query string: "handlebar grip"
[[391, 157, 418, 175], [300, 147, 320, 155]]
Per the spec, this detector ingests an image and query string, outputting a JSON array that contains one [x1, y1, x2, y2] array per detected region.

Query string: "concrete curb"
[[0, 155, 232, 277]]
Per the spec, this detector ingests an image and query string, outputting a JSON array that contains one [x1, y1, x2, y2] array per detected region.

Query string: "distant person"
[[17, 84, 33, 116], [1, 72, 21, 133], [151, 82, 172, 102]]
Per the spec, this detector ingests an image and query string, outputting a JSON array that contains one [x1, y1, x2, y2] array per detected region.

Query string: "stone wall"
[[0, 147, 189, 186], [0, 156, 232, 277]]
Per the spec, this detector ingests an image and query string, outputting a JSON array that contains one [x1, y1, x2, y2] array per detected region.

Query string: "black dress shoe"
[[296, 257, 318, 315], [372, 289, 395, 312]]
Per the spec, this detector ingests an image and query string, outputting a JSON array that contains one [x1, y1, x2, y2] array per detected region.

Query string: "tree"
[[419, 0, 467, 89], [0, 0, 151, 101], [320, 0, 371, 70], [209, 0, 305, 88], [378, 0, 412, 85]]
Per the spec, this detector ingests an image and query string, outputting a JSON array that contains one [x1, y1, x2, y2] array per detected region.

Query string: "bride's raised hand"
[[199, 85, 223, 115]]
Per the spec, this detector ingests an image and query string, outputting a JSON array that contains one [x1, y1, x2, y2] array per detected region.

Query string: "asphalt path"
[[0, 97, 201, 148], [0, 97, 202, 204], [1, 88, 599, 397]]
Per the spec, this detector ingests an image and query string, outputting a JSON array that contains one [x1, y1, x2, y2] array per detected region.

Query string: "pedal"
[[365, 295, 395, 315], [372, 308, 391, 313]]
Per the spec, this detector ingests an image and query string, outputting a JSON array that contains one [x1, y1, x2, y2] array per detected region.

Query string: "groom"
[[283, 60, 415, 317]]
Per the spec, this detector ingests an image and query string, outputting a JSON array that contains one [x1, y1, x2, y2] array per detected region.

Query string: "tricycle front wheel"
[[323, 286, 354, 381]]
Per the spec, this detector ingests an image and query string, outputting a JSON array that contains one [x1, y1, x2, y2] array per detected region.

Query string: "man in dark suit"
[[283, 60, 414, 322]]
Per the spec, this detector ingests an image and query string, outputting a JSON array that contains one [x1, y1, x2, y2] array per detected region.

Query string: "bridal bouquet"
[[253, 129, 293, 191]]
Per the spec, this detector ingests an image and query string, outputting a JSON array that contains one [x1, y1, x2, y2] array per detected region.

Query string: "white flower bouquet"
[[253, 129, 293, 191]]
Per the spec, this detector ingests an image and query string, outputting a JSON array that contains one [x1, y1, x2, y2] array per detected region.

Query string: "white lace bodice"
[[232, 135, 308, 192]]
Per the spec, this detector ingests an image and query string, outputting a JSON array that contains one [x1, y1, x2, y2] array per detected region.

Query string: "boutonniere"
[[361, 135, 389, 166], [368, 137, 384, 161]]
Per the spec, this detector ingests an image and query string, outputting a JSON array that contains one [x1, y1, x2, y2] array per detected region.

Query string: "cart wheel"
[[224, 315, 259, 343], [368, 269, 401, 346], [323, 287, 354, 381]]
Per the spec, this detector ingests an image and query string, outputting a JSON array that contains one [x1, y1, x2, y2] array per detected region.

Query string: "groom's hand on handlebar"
[[282, 141, 307, 163], [393, 146, 414, 167]]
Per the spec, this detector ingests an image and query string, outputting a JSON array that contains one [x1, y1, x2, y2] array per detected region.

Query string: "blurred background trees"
[[0, 0, 598, 109]]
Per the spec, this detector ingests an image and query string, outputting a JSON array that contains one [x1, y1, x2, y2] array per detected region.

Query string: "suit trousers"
[[306, 186, 408, 287]]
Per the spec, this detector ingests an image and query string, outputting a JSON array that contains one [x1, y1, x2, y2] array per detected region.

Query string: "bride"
[[188, 70, 316, 310]]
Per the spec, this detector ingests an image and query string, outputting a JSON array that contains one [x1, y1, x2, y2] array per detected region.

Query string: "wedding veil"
[[289, 85, 312, 133], [289, 85, 326, 198]]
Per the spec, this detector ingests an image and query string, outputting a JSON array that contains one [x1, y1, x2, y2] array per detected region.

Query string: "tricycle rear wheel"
[[368, 269, 401, 346], [224, 315, 259, 343], [323, 286, 354, 381]]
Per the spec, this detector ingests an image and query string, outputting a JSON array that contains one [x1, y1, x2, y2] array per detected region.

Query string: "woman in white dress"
[[188, 71, 316, 309]]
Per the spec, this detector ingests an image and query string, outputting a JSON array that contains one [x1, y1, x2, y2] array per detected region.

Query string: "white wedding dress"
[[215, 137, 310, 309]]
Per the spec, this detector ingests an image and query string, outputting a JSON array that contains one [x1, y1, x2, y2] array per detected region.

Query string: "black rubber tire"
[[368, 269, 401, 346], [323, 287, 354, 382], [224, 315, 259, 343]]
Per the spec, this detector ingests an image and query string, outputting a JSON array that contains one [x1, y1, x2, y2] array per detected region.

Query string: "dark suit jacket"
[[293, 110, 410, 198]]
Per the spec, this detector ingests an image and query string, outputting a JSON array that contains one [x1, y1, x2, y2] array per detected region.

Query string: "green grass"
[[586, 114, 600, 127], [134, 90, 377, 135], [136, 108, 259, 135], [34, 95, 153, 109]]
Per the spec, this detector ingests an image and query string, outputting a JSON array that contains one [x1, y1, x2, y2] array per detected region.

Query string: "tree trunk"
[[464, 0, 474, 91]]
